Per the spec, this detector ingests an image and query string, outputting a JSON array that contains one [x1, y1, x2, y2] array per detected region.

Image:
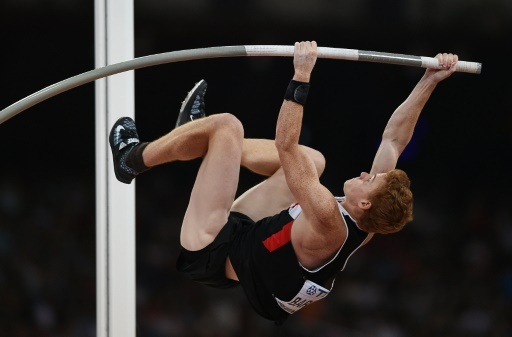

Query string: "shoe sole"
[[179, 79, 206, 113]]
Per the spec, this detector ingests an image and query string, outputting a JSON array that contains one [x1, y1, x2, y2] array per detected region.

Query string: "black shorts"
[[177, 210, 306, 323], [175, 212, 245, 289]]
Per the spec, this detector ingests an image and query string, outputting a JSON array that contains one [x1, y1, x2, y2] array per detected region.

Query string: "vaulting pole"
[[0, 46, 481, 124]]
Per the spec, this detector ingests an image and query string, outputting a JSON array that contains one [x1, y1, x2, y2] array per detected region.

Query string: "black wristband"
[[284, 80, 310, 106]]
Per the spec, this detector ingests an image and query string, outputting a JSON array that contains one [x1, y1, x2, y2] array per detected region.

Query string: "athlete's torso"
[[229, 197, 371, 320]]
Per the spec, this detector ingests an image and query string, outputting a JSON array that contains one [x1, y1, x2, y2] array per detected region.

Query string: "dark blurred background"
[[1, 1, 511, 336]]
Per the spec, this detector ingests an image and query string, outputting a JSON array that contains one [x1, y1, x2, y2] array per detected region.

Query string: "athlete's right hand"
[[424, 52, 458, 83], [293, 41, 317, 83]]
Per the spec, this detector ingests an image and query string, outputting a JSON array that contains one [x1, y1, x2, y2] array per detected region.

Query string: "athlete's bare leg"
[[232, 139, 325, 221], [239, 139, 282, 176], [143, 113, 244, 251]]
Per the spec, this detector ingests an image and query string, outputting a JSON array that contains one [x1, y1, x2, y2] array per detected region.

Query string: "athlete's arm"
[[275, 41, 339, 225], [370, 53, 459, 174]]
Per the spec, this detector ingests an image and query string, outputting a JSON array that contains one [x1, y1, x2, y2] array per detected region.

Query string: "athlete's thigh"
[[180, 130, 243, 251], [231, 168, 295, 222]]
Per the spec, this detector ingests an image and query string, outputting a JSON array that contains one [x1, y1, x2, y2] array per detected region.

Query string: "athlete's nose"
[[359, 172, 369, 179]]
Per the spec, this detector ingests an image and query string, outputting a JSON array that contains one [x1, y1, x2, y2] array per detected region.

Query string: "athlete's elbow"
[[382, 126, 413, 148], [381, 134, 409, 156]]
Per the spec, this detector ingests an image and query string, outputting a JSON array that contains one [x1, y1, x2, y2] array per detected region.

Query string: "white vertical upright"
[[94, 0, 136, 337]]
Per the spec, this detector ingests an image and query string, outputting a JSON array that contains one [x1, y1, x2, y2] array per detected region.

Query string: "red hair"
[[359, 169, 413, 234]]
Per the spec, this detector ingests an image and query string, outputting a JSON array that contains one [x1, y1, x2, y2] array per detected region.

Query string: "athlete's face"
[[343, 172, 386, 201]]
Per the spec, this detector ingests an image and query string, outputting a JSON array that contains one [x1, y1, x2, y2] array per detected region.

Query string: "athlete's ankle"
[[126, 142, 151, 174]]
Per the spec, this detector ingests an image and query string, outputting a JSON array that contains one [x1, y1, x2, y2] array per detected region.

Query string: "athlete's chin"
[[342, 181, 349, 194]]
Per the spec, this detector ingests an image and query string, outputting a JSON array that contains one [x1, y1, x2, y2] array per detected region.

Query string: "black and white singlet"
[[228, 197, 370, 323]]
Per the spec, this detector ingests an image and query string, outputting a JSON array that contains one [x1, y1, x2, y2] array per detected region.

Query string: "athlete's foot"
[[109, 116, 141, 184], [175, 79, 207, 128]]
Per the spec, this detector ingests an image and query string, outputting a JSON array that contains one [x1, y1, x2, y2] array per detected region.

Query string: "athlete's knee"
[[211, 113, 244, 139], [300, 145, 326, 176], [311, 150, 326, 176]]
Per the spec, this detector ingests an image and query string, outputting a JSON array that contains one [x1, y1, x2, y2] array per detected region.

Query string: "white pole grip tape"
[[245, 45, 481, 74]]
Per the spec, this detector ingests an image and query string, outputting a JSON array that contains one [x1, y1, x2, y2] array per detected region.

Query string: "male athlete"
[[109, 41, 458, 324]]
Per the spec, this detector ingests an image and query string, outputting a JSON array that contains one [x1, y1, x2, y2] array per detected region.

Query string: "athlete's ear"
[[358, 199, 372, 211]]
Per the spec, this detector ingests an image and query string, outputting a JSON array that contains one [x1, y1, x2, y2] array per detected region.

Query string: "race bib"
[[275, 279, 331, 314]]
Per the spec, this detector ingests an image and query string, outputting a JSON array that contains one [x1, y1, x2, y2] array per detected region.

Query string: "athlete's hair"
[[359, 169, 413, 234]]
